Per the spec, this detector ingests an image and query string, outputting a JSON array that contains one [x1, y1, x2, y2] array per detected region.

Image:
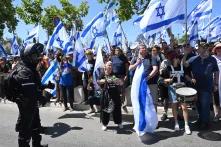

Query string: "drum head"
[[176, 87, 197, 96]]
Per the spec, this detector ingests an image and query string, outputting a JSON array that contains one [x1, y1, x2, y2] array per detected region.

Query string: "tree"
[[41, 0, 89, 38], [97, 0, 151, 21], [16, 0, 43, 24], [0, 0, 18, 40], [59, 0, 89, 32]]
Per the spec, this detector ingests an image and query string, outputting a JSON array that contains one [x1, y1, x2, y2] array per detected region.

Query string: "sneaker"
[[161, 113, 168, 121], [63, 107, 69, 112], [102, 125, 107, 131], [174, 124, 180, 131], [118, 124, 123, 129], [69, 108, 74, 112], [213, 115, 220, 122], [185, 125, 191, 135], [122, 106, 128, 113], [88, 109, 95, 114]]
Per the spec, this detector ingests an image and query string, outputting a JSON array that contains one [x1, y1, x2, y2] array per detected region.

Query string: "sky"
[[3, 0, 221, 44]]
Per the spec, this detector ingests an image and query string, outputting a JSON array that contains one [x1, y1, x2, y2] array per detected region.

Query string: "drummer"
[[159, 50, 191, 135], [183, 42, 219, 130]]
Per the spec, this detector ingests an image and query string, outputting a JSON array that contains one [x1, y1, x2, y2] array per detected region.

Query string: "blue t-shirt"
[[111, 55, 128, 76], [59, 63, 73, 86], [189, 56, 218, 92], [131, 55, 159, 84]]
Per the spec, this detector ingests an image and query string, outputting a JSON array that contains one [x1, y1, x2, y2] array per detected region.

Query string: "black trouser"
[[88, 95, 100, 109], [16, 101, 42, 147], [83, 80, 88, 102], [101, 105, 122, 126], [101, 94, 122, 126], [158, 84, 169, 112], [61, 85, 74, 109]]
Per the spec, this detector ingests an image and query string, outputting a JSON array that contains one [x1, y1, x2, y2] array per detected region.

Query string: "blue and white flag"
[[133, 0, 159, 25], [201, 16, 221, 31], [105, 2, 119, 27], [140, 0, 185, 36], [133, 15, 143, 25], [0, 44, 7, 58], [131, 63, 158, 136], [24, 24, 39, 46], [187, 0, 212, 26], [11, 36, 20, 56], [93, 44, 104, 90], [103, 39, 111, 54], [41, 60, 58, 96], [208, 24, 221, 42], [74, 32, 87, 72], [81, 12, 106, 39], [46, 20, 73, 54], [112, 24, 122, 47], [189, 22, 199, 47]]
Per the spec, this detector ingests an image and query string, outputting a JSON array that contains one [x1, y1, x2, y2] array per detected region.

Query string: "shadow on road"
[[58, 113, 88, 119], [107, 123, 134, 135], [42, 122, 83, 138], [139, 131, 184, 145]]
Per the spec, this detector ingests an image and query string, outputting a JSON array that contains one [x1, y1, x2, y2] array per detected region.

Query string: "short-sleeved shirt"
[[188, 55, 219, 92], [111, 55, 128, 76], [131, 55, 158, 84], [59, 62, 73, 86]]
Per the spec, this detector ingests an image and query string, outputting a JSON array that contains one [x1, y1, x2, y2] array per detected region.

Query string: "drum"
[[176, 87, 197, 103]]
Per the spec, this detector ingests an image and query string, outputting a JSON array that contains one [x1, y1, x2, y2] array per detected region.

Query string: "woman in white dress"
[[212, 43, 221, 122]]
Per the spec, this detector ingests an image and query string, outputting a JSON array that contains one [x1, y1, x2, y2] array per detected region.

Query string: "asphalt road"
[[0, 101, 221, 147]]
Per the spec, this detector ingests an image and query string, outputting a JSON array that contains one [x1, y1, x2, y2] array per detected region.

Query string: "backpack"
[[3, 67, 21, 102]]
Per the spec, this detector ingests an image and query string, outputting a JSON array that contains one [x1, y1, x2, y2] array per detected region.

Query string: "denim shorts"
[[168, 85, 178, 103]]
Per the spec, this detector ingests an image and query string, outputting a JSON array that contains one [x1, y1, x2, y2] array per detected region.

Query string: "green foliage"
[[16, 0, 43, 24], [98, 0, 151, 21], [0, 0, 18, 40], [41, 5, 64, 36], [41, 0, 89, 37]]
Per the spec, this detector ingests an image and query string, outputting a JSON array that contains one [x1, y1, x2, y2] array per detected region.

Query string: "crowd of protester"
[[0, 40, 221, 135]]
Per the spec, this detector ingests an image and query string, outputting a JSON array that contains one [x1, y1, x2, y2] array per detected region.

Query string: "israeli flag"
[[41, 60, 58, 96], [187, 0, 212, 26], [105, 2, 119, 27], [103, 39, 111, 54], [208, 24, 221, 42], [189, 22, 199, 47], [133, 15, 143, 25], [0, 44, 7, 58], [202, 16, 221, 31], [131, 63, 158, 136], [46, 20, 73, 54], [133, 0, 159, 25], [24, 24, 39, 46], [11, 36, 20, 56], [74, 32, 87, 72], [140, 0, 185, 36], [112, 24, 122, 47], [93, 44, 104, 90], [81, 12, 106, 38]]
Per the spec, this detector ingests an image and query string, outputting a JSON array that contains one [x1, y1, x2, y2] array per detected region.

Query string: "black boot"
[[18, 139, 30, 147], [32, 132, 48, 147]]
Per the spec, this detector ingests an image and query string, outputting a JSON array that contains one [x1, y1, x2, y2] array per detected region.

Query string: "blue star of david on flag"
[[92, 26, 98, 38], [156, 3, 165, 19], [56, 37, 64, 48]]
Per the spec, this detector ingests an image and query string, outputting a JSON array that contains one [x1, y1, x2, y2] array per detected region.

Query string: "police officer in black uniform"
[[12, 43, 54, 147]]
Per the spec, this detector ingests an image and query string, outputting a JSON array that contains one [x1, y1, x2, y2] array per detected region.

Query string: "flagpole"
[[119, 22, 129, 49], [105, 29, 112, 51], [185, 0, 188, 45]]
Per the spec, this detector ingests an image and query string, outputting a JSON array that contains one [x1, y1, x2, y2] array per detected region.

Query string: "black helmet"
[[21, 43, 44, 67], [21, 43, 44, 57]]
